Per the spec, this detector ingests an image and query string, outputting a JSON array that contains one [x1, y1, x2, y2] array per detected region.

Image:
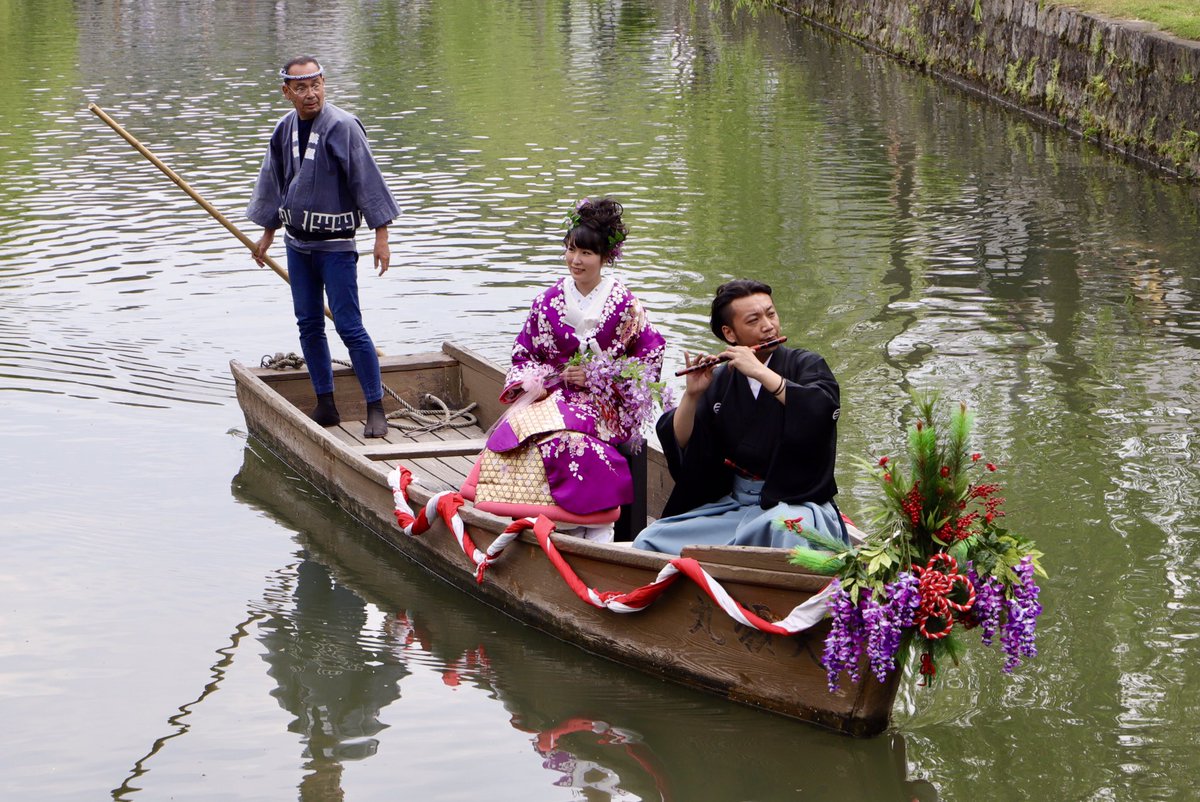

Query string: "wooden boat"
[[230, 342, 900, 737]]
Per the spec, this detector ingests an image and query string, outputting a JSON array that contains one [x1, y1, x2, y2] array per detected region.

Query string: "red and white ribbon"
[[387, 466, 833, 635]]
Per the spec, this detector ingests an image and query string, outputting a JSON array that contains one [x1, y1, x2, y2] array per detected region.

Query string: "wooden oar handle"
[[89, 103, 267, 261]]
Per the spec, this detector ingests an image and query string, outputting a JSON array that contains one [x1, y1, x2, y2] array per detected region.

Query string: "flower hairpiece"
[[607, 229, 625, 261], [563, 198, 587, 231], [563, 198, 626, 261]]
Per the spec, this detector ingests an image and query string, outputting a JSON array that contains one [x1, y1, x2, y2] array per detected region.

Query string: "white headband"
[[280, 64, 323, 81]]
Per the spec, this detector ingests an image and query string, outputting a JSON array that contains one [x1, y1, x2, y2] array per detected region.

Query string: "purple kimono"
[[475, 277, 665, 516]]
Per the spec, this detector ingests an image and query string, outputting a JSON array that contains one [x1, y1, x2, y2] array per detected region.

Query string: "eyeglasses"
[[285, 80, 324, 97]]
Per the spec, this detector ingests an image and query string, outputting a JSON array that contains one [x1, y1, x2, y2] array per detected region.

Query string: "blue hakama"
[[633, 476, 848, 554]]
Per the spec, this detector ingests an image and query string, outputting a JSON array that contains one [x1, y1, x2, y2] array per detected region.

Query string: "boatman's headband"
[[280, 62, 323, 82]]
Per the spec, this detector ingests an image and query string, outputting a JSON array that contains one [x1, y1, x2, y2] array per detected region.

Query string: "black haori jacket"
[[656, 345, 840, 517]]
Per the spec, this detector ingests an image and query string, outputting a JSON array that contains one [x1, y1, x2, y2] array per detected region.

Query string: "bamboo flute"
[[674, 336, 787, 377]]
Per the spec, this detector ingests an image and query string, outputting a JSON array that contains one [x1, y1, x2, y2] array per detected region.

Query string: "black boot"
[[364, 400, 388, 438], [311, 392, 341, 426]]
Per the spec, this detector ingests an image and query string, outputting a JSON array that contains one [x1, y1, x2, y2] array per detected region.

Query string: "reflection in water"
[[111, 610, 268, 801], [255, 559, 408, 800], [231, 441, 937, 801]]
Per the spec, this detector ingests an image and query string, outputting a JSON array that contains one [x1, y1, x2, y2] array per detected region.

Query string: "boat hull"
[[231, 343, 898, 736]]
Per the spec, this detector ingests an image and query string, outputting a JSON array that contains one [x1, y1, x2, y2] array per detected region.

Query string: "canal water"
[[3, 1, 1199, 799]]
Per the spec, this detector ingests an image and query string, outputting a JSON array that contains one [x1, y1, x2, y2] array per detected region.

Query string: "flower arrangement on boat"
[[569, 350, 673, 451], [784, 393, 1046, 691]]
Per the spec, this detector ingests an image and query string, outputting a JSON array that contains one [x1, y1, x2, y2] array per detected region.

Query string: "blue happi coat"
[[245, 102, 399, 252]]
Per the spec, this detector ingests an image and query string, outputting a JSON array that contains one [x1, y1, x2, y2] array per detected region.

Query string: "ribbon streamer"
[[387, 466, 834, 635]]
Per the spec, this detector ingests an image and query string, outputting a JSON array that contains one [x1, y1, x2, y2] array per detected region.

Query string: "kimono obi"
[[484, 395, 600, 453], [478, 393, 632, 516]]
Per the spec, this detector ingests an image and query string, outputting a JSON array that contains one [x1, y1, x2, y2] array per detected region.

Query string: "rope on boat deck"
[[260, 352, 479, 435]]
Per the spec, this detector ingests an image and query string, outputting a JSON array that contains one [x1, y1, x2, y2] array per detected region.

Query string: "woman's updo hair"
[[563, 197, 627, 261]]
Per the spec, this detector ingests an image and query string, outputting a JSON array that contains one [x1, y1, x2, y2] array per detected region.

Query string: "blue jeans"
[[286, 246, 382, 402]]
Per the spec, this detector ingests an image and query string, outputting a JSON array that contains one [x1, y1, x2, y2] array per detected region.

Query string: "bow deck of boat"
[[237, 345, 495, 497]]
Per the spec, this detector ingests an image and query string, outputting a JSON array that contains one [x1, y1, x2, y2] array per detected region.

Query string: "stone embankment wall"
[[784, 0, 1200, 179]]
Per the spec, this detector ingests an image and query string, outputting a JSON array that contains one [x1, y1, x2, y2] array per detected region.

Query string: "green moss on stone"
[[1162, 128, 1200, 165], [1045, 59, 1062, 107], [1087, 72, 1113, 102], [1005, 58, 1023, 90]]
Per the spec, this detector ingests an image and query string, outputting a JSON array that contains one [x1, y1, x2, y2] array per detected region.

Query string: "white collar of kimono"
[[748, 353, 775, 399], [563, 275, 614, 354], [280, 64, 324, 81]]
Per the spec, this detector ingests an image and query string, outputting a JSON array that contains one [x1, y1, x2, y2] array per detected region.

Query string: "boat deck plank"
[[417, 422, 482, 480], [328, 417, 486, 494], [403, 430, 473, 493]]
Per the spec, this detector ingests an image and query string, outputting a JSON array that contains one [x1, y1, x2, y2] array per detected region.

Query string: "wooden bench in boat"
[[357, 438, 488, 461]]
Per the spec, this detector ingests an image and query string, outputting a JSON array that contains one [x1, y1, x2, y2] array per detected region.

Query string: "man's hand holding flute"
[[674, 336, 787, 377], [672, 336, 788, 449]]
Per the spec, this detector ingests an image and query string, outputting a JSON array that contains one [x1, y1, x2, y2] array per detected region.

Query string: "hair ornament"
[[563, 198, 588, 231], [563, 198, 626, 261]]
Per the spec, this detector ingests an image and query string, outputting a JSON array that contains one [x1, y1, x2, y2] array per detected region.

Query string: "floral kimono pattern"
[[476, 278, 665, 515]]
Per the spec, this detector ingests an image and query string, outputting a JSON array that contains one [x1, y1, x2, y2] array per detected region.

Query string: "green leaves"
[[787, 547, 844, 575]]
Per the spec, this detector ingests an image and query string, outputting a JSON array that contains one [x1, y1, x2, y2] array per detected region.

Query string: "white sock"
[[581, 523, 615, 544]]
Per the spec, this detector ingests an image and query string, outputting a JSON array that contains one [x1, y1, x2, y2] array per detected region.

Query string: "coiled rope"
[[260, 351, 479, 434]]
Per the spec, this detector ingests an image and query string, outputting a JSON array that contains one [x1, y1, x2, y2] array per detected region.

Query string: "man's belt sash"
[[280, 208, 361, 241], [285, 224, 356, 241]]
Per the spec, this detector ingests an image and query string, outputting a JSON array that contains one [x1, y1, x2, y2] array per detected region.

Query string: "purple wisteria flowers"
[[580, 350, 667, 450], [825, 560, 1044, 689], [969, 568, 1004, 646], [1000, 556, 1042, 672], [825, 573, 922, 691], [823, 580, 864, 692]]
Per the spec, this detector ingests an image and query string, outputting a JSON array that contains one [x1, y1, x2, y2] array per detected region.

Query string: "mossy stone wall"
[[786, 0, 1200, 179]]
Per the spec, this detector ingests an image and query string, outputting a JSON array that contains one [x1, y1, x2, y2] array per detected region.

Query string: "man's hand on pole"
[[252, 228, 275, 267]]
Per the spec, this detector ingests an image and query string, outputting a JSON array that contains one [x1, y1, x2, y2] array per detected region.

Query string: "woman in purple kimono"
[[468, 198, 665, 542]]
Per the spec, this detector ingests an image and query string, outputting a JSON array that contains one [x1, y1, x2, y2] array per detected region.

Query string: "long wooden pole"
[[88, 103, 384, 357], [89, 102, 292, 284]]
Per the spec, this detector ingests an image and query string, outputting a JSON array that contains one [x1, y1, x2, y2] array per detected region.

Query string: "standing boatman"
[[246, 56, 399, 438]]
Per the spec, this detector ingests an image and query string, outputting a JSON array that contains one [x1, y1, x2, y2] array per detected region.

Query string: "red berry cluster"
[[901, 483, 924, 527], [969, 482, 1005, 525]]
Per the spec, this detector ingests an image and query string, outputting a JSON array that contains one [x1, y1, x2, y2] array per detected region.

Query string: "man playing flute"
[[633, 279, 849, 553]]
